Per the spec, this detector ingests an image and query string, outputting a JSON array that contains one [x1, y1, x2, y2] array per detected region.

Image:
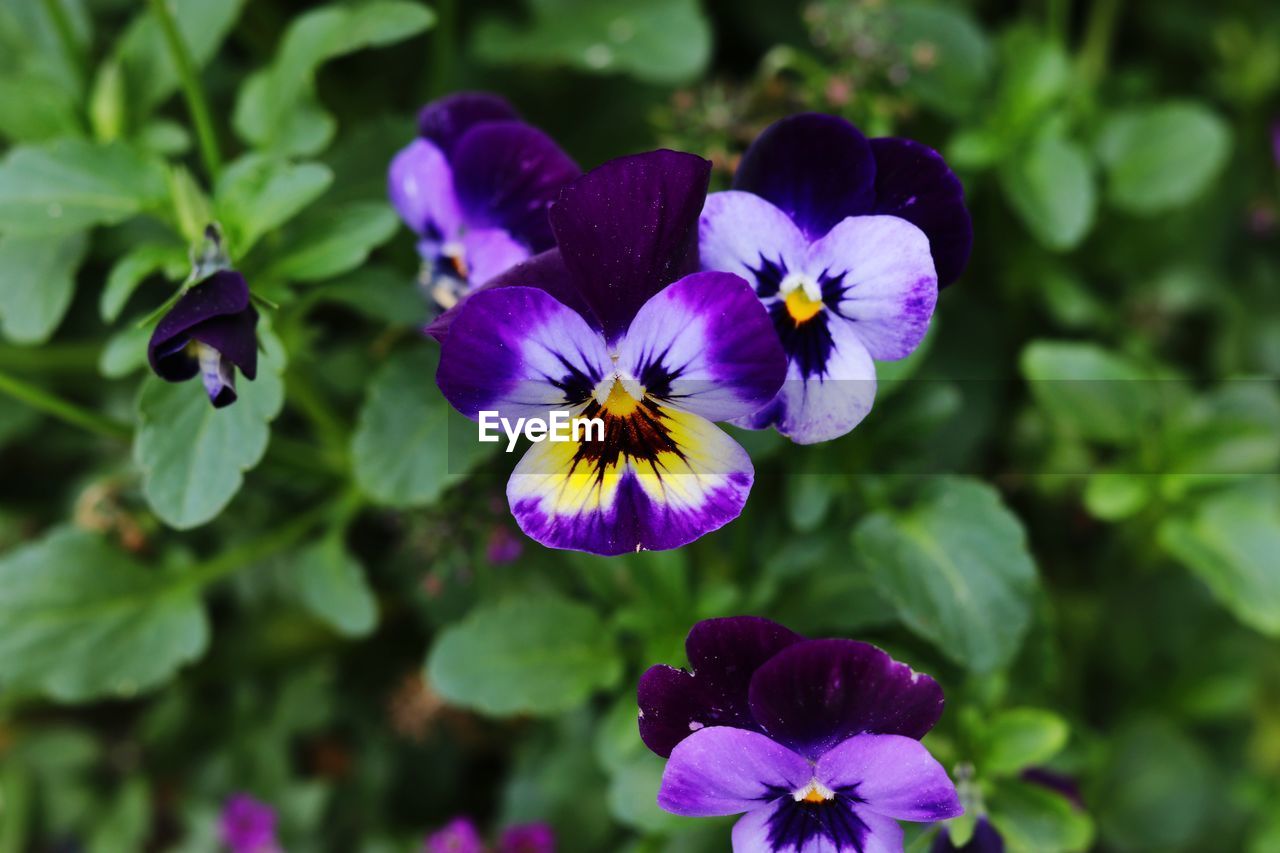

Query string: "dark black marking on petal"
[[764, 792, 872, 853]]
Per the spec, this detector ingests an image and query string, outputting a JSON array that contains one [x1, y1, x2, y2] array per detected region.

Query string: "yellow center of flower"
[[784, 287, 824, 325], [793, 780, 835, 804], [598, 377, 643, 417]]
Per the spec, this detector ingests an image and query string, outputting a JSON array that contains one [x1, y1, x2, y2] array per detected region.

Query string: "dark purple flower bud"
[[424, 817, 484, 853], [218, 794, 277, 853], [497, 823, 556, 853], [147, 270, 258, 408], [931, 817, 1005, 852]]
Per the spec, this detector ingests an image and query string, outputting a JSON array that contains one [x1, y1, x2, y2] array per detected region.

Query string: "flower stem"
[[0, 369, 131, 441], [429, 0, 456, 96], [1078, 0, 1123, 88], [146, 0, 223, 181]]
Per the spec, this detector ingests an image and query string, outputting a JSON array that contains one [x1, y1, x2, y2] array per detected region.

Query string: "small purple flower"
[[148, 270, 258, 409], [498, 823, 556, 853], [699, 113, 972, 443], [388, 92, 580, 310], [931, 817, 1005, 852], [485, 525, 525, 565], [642, 616, 961, 852], [434, 151, 787, 555], [424, 817, 485, 853], [218, 794, 277, 853]]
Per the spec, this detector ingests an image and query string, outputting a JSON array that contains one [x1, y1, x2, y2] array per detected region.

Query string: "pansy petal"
[[729, 797, 900, 853], [699, 191, 808, 292], [810, 215, 937, 361], [618, 272, 787, 422], [870, 137, 972, 288], [818, 734, 962, 822], [452, 121, 580, 250], [436, 286, 610, 421], [748, 639, 945, 759], [189, 304, 259, 379], [733, 113, 876, 240], [388, 138, 462, 238], [461, 227, 531, 286], [148, 271, 252, 378], [931, 818, 1005, 853], [508, 407, 752, 555], [549, 149, 710, 342], [417, 91, 519, 157], [658, 727, 810, 817], [638, 616, 803, 757]]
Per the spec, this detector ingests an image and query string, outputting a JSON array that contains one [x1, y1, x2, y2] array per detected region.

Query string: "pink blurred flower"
[[219, 794, 278, 853], [498, 823, 556, 853], [425, 817, 485, 853]]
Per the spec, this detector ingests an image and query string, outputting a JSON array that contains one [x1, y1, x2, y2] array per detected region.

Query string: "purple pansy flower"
[[424, 817, 485, 853], [218, 794, 278, 853], [699, 113, 971, 444], [498, 823, 556, 853], [388, 92, 580, 310], [435, 151, 787, 556], [148, 270, 258, 409], [642, 617, 961, 852]]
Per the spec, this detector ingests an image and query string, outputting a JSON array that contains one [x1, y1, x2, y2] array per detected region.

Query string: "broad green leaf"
[[994, 28, 1072, 135], [115, 0, 247, 112], [991, 778, 1094, 853], [1019, 341, 1156, 445], [884, 2, 992, 118], [606, 751, 687, 833], [100, 242, 186, 323], [1162, 381, 1280, 478], [0, 230, 88, 344], [233, 2, 434, 156], [287, 536, 378, 638], [854, 477, 1038, 672], [98, 323, 151, 379], [0, 528, 209, 702], [1158, 480, 1280, 636], [312, 266, 429, 327], [260, 202, 397, 283], [1083, 472, 1152, 521], [1097, 720, 1212, 850], [167, 165, 213, 244], [473, 0, 711, 85], [134, 333, 286, 529], [86, 779, 150, 853], [980, 708, 1070, 777], [999, 131, 1095, 251], [426, 594, 622, 716], [0, 140, 167, 235], [0, 76, 81, 143], [214, 154, 333, 256], [1097, 102, 1231, 214], [352, 347, 491, 508]]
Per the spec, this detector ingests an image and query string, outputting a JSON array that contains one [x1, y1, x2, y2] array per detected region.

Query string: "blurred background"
[[0, 0, 1278, 850]]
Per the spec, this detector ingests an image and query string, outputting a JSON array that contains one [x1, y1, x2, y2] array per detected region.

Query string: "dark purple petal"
[[733, 113, 877, 240], [549, 149, 710, 342], [417, 92, 519, 158], [1021, 768, 1084, 810], [452, 121, 580, 250], [497, 823, 556, 853], [638, 616, 803, 757], [148, 271, 258, 384], [817, 733, 962, 821], [189, 304, 259, 380], [870, 137, 972, 287], [747, 639, 945, 759], [932, 818, 1006, 853], [388, 138, 463, 239], [657, 727, 810, 817]]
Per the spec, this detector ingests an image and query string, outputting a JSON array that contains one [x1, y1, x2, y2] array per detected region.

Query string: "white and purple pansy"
[[699, 113, 972, 444], [435, 151, 787, 556], [387, 92, 580, 309], [640, 616, 961, 853]]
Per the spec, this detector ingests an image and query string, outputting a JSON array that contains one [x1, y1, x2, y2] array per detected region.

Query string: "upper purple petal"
[[733, 113, 877, 240], [747, 639, 945, 759], [817, 733, 963, 822], [417, 92, 520, 158], [148, 271, 258, 380], [388, 138, 463, 239], [548, 149, 710, 342], [657, 726, 810, 817], [639, 616, 803, 757], [869, 137, 972, 287]]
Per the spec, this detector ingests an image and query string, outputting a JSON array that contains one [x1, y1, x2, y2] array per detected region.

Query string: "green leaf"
[[233, 2, 434, 156], [100, 242, 185, 323], [98, 323, 151, 379], [133, 332, 286, 529], [993, 28, 1072, 136], [980, 708, 1070, 777], [214, 154, 333, 256], [115, 0, 247, 112], [311, 266, 429, 328], [1158, 480, 1280, 636], [884, 2, 992, 119], [0, 140, 167, 235], [991, 778, 1094, 853], [426, 594, 622, 716], [0, 76, 81, 143], [854, 477, 1038, 672], [999, 131, 1095, 251], [86, 779, 150, 853], [473, 0, 711, 85], [352, 347, 491, 508], [1019, 341, 1155, 445], [1082, 472, 1152, 521], [89, 58, 126, 144], [0, 230, 88, 344], [286, 536, 378, 638], [260, 202, 398, 283], [0, 528, 209, 702], [1097, 102, 1231, 214]]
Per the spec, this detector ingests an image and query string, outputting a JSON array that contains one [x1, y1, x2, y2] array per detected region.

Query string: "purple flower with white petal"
[[700, 113, 972, 443], [218, 793, 278, 853], [643, 617, 961, 852], [424, 817, 485, 853], [435, 151, 787, 556], [498, 822, 556, 853], [388, 92, 580, 310], [148, 270, 258, 409]]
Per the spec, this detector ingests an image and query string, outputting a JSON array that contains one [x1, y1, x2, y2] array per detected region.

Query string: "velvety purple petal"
[[417, 92, 519, 158], [747, 639, 945, 759], [424, 817, 485, 853], [388, 139, 463, 238], [932, 818, 1006, 853], [638, 616, 803, 758], [498, 823, 556, 853], [617, 272, 786, 422], [733, 113, 876, 240], [189, 304, 259, 379], [461, 226, 531, 286], [148, 271, 256, 380], [728, 797, 904, 853], [657, 727, 810, 817], [549, 149, 710, 342], [818, 734, 962, 822], [436, 286, 610, 421], [870, 137, 972, 287], [452, 121, 579, 250], [699, 191, 808, 287]]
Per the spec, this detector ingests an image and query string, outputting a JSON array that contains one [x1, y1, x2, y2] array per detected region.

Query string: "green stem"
[[429, 0, 457, 96], [285, 367, 350, 465], [0, 369, 131, 441], [1047, 0, 1071, 44], [1078, 0, 1123, 88], [41, 0, 84, 89], [0, 342, 102, 373], [146, 0, 223, 181]]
